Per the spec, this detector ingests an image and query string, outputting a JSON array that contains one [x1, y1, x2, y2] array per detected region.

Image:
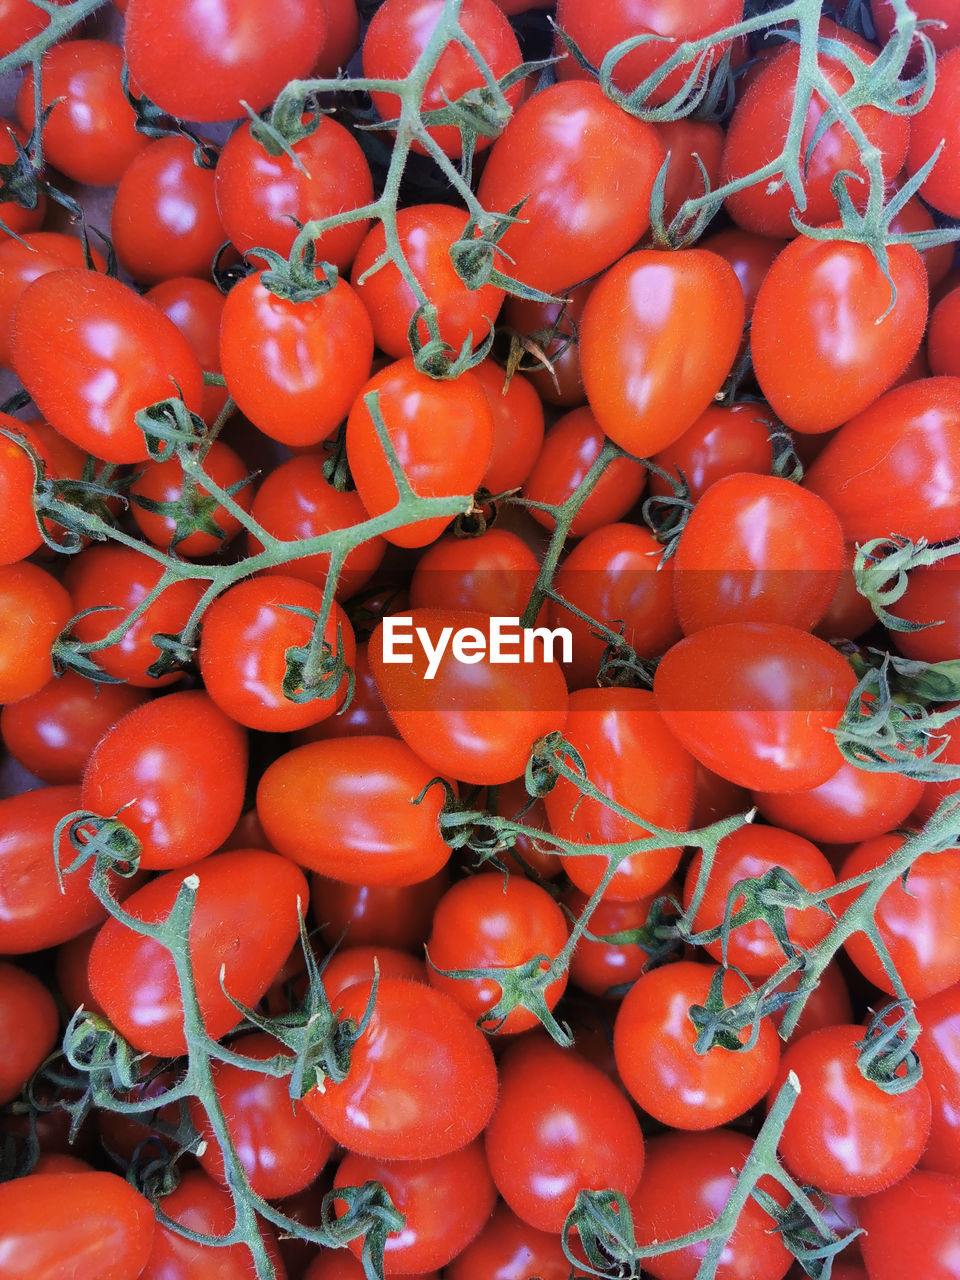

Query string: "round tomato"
[[0, 961, 59, 1105], [773, 961, 853, 1047], [566, 885, 663, 998], [409, 528, 540, 619], [319, 945, 427, 1000], [859, 1170, 960, 1280], [129, 439, 252, 558], [914, 983, 960, 1177], [298, 641, 396, 742], [447, 1201, 589, 1280], [0, 561, 71, 704], [311, 868, 449, 953], [906, 44, 960, 217]]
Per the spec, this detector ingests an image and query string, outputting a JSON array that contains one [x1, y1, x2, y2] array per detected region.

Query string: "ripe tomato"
[[914, 983, 960, 1177], [0, 961, 59, 1105], [648, 402, 775, 503], [129, 439, 252, 558], [0, 121, 45, 236], [673, 473, 844, 633], [426, 872, 569, 1031], [298, 641, 396, 742], [751, 237, 928, 434], [12, 269, 205, 464], [319, 945, 427, 999], [485, 1036, 645, 1233], [257, 736, 453, 885], [770, 1023, 931, 1195], [500, 278, 596, 408], [334, 1142, 496, 1273], [312, 0, 362, 75], [0, 0, 71, 60], [654, 623, 856, 792], [906, 45, 960, 217], [471, 359, 545, 494], [774, 961, 853, 1046], [88, 848, 308, 1056], [447, 1201, 589, 1280], [0, 1171, 155, 1280], [198, 575, 356, 733], [543, 687, 696, 900], [304, 977, 498, 1159], [579, 249, 744, 457], [215, 115, 373, 268], [614, 961, 781, 1128], [16, 41, 148, 186], [124, 0, 327, 122], [699, 228, 787, 333], [0, 561, 70, 704], [220, 269, 373, 448], [0, 232, 106, 368], [476, 81, 666, 295], [752, 760, 923, 845], [652, 118, 724, 223], [929, 284, 960, 380], [409, 529, 540, 619], [566, 885, 664, 997], [889, 193, 955, 290], [368, 607, 569, 785], [858, 1170, 960, 1280], [306, 1252, 436, 1280], [144, 277, 229, 424], [81, 691, 248, 871], [311, 868, 450, 953]]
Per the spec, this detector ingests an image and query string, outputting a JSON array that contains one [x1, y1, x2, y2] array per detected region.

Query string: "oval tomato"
[[752, 760, 923, 845], [858, 1170, 960, 1280], [648, 401, 775, 503], [0, 562, 71, 704], [0, 961, 59, 1106], [409, 528, 540, 620], [311, 868, 449, 954], [0, 232, 106, 368], [145, 277, 229, 425], [470, 358, 545, 494], [905, 44, 960, 217], [447, 1201, 589, 1280]]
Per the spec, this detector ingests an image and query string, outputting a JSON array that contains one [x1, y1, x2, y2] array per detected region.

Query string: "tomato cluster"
[[2, 0, 960, 1278]]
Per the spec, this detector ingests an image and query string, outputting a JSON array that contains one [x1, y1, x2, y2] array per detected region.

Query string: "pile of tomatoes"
[[2, 0, 960, 1277]]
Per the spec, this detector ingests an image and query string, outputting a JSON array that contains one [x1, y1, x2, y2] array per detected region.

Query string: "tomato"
[[409, 529, 540, 619], [55, 926, 104, 1019], [476, 81, 666, 295], [0, 416, 43, 565], [312, 0, 361, 75], [334, 1141, 496, 1273], [81, 691, 248, 871], [906, 45, 960, 217], [298, 642, 396, 742], [835, 835, 960, 1002], [721, 34, 909, 236], [363, 0, 523, 159], [198, 575, 356, 732], [579, 249, 744, 457], [872, 0, 960, 56], [306, 1252, 434, 1280], [566, 885, 663, 998], [654, 622, 856, 793], [929, 284, 960, 382], [249, 453, 385, 600], [691, 761, 750, 828], [751, 237, 928, 435], [16, 41, 148, 186], [614, 961, 781, 1128], [0, 1171, 155, 1280], [320, 945, 427, 999], [770, 1023, 931, 1196], [124, 0, 326, 122], [0, 233, 106, 369], [888, 193, 955, 290], [494, 775, 562, 880], [814, 541, 878, 641], [129, 439, 252, 558], [0, 961, 58, 1106], [144, 278, 229, 424], [673, 473, 844, 633], [352, 205, 505, 357], [0, 562, 71, 704], [653, 118, 724, 223], [523, 406, 648, 539], [500, 279, 595, 408], [773, 961, 853, 1046], [0, 121, 45, 237], [699, 228, 787, 332], [215, 114, 373, 268], [304, 977, 498, 1159], [12, 269, 205, 464], [648, 402, 775, 503], [447, 1201, 589, 1280], [63, 544, 205, 687], [859, 1169, 960, 1280], [0, 0, 71, 59], [368, 607, 569, 785], [913, 983, 960, 1177], [543, 687, 695, 900], [257, 736, 452, 885], [311, 868, 449, 953], [426, 872, 569, 1031], [629, 1130, 792, 1280], [220, 268, 373, 449], [469, 359, 545, 494], [804, 378, 960, 544], [88, 848, 308, 1056], [752, 760, 923, 845], [549, 522, 681, 689], [485, 1036, 645, 1233], [189, 1032, 334, 1199], [683, 824, 835, 977]]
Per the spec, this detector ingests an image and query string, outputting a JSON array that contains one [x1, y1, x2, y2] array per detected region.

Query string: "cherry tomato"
[[409, 529, 540, 620], [129, 439, 252, 557], [304, 977, 498, 1159], [500, 279, 596, 408], [144, 278, 229, 424], [858, 1169, 960, 1280], [257, 736, 453, 885], [0, 961, 59, 1105], [0, 232, 106, 369], [773, 961, 853, 1046], [0, 0, 71, 59], [648, 401, 775, 503], [906, 44, 960, 217], [311, 868, 450, 953], [470, 358, 545, 494], [653, 118, 725, 223], [752, 760, 923, 845], [0, 561, 71, 704], [320, 945, 427, 999], [566, 885, 664, 998], [913, 983, 960, 1177], [447, 1201, 589, 1280], [888, 193, 955, 290], [306, 1253, 435, 1280], [312, 0, 361, 75], [699, 228, 787, 333], [298, 641, 396, 742], [494, 775, 563, 879]]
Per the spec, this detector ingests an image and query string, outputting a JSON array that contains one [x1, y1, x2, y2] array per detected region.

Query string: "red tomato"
[[368, 608, 569, 785], [63, 544, 205, 687], [470, 359, 545, 494], [691, 760, 750, 828], [751, 237, 928, 434], [306, 1253, 435, 1280], [500, 279, 595, 408], [129, 439, 252, 557], [0, 561, 71, 704], [906, 45, 960, 217], [915, 983, 960, 1177], [770, 1023, 931, 1195], [683, 824, 835, 977], [81, 691, 248, 871], [566, 885, 663, 998], [752, 760, 923, 845], [522, 406, 648, 539], [363, 0, 523, 159], [215, 114, 373, 268], [311, 868, 449, 953], [257, 736, 452, 885], [494, 775, 562, 880], [648, 401, 775, 503], [0, 0, 71, 59], [304, 977, 498, 1159], [0, 961, 59, 1105], [12, 269, 205, 464], [16, 41, 148, 186], [0, 121, 45, 236], [124, 0, 327, 122], [0, 1172, 154, 1280], [859, 1170, 960, 1280], [220, 268, 373, 448], [447, 1201, 589, 1280], [653, 118, 724, 223], [654, 622, 856, 792], [319, 944, 427, 1000], [55, 926, 104, 1019], [888, 193, 955, 290], [144, 278, 229, 424], [804, 378, 960, 544], [929, 284, 960, 380], [426, 872, 569, 1032], [629, 1130, 792, 1280], [836, 835, 960, 1001], [88, 848, 308, 1056], [0, 231, 105, 368], [198, 575, 356, 733], [579, 249, 744, 457], [543, 687, 696, 901], [699, 228, 787, 332], [814, 541, 879, 641], [673, 473, 844, 633], [334, 1142, 496, 1273], [773, 961, 853, 1046], [485, 1036, 645, 1233], [112, 137, 224, 285], [298, 641, 396, 742], [313, 0, 361, 75], [409, 529, 540, 619], [476, 81, 666, 295], [614, 961, 781, 1128]]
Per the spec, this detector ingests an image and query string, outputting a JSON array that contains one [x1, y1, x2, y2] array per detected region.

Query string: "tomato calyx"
[[128, 471, 254, 556], [854, 533, 960, 632], [406, 297, 496, 379], [256, 243, 340, 304], [54, 808, 144, 880], [757, 1184, 862, 1276], [687, 964, 773, 1054], [563, 1187, 637, 1277], [280, 609, 355, 708], [427, 945, 572, 1043], [324, 1181, 406, 1280], [856, 1002, 923, 1095], [135, 394, 207, 463], [448, 202, 560, 303]]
